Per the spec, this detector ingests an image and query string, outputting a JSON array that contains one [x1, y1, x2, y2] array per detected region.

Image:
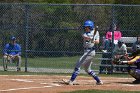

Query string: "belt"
[[84, 47, 95, 50]]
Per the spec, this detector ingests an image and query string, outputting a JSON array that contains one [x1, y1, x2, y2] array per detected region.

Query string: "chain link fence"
[[0, 3, 139, 73]]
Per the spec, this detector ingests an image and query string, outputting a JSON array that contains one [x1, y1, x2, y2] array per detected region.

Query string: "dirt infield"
[[0, 75, 140, 93]]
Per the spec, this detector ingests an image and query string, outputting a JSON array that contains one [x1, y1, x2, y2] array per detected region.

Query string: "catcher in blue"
[[115, 44, 140, 84], [64, 20, 103, 85], [3, 36, 22, 71]]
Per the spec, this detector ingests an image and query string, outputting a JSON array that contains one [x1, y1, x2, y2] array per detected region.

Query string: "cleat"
[[132, 79, 140, 84], [62, 79, 74, 85], [96, 81, 103, 85], [67, 80, 74, 85]]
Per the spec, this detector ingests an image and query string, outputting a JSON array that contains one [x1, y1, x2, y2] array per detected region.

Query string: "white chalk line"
[[11, 79, 34, 82], [0, 83, 62, 92], [99, 84, 137, 87], [40, 83, 47, 84], [40, 83, 61, 86], [122, 84, 136, 86], [0, 86, 52, 92], [0, 78, 62, 92]]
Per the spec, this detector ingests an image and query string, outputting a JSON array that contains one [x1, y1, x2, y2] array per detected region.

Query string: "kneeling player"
[[118, 45, 140, 84]]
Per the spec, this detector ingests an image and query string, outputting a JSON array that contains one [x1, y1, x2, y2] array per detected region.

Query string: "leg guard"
[[70, 68, 80, 82], [129, 68, 140, 80]]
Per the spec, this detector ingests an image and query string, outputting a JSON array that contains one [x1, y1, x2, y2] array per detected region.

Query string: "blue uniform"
[[3, 43, 21, 55], [66, 20, 103, 85], [3, 37, 22, 71], [69, 28, 102, 84]]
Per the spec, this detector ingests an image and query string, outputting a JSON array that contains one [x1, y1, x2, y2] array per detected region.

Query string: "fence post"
[[24, 4, 29, 72], [110, 5, 116, 74]]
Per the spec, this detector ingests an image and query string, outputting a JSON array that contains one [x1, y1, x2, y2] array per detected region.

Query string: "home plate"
[[50, 83, 61, 86]]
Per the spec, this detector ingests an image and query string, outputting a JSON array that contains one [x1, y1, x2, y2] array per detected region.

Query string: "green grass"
[[27, 56, 79, 68], [0, 54, 121, 73], [0, 56, 80, 69], [0, 70, 65, 75], [0, 70, 74, 75], [64, 90, 140, 93], [26, 54, 102, 69], [0, 54, 102, 69]]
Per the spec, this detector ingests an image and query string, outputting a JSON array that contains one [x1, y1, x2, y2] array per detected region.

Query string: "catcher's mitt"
[[112, 58, 122, 65]]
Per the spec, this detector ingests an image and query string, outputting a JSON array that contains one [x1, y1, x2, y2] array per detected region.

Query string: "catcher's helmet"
[[83, 20, 94, 30]]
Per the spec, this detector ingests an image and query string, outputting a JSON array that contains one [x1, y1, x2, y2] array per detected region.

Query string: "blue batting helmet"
[[83, 20, 94, 30]]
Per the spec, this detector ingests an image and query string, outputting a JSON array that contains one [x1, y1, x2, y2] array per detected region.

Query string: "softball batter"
[[65, 20, 103, 85]]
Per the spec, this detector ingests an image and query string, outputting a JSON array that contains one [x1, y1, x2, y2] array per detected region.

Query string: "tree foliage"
[[0, 0, 140, 4], [0, 1, 139, 57]]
